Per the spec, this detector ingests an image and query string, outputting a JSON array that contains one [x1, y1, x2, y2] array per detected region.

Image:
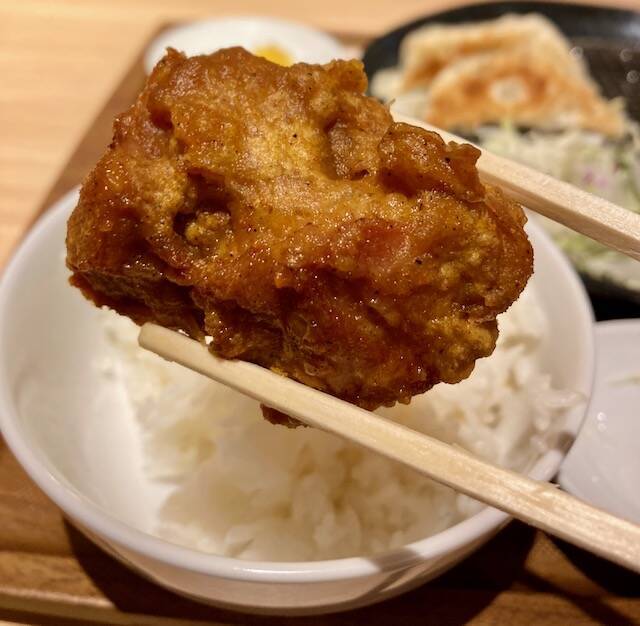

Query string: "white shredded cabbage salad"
[[100, 284, 578, 561], [477, 123, 640, 291]]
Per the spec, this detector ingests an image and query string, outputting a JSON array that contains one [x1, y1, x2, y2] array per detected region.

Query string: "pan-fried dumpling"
[[422, 44, 625, 136]]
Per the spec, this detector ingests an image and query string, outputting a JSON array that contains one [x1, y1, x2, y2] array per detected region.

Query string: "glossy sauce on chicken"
[[67, 48, 533, 423]]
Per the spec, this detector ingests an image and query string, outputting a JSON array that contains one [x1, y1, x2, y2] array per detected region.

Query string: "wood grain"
[[2, 3, 640, 624]]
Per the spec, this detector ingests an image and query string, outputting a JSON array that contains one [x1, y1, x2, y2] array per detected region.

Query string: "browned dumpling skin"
[[66, 47, 533, 423]]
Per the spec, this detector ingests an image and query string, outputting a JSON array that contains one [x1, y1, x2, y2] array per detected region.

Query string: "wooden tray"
[[1, 32, 639, 626]]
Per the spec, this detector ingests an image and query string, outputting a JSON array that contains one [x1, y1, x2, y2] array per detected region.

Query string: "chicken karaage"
[[66, 48, 533, 423]]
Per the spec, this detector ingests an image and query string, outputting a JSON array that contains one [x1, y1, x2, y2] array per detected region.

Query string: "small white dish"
[[144, 17, 350, 74], [558, 319, 640, 524]]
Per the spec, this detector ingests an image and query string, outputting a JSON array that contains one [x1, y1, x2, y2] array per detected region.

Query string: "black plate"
[[363, 1, 640, 319]]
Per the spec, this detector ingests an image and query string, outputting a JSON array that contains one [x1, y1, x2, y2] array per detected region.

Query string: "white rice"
[[101, 284, 578, 561]]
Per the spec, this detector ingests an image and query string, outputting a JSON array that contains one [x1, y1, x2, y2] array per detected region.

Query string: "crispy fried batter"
[[66, 48, 533, 423]]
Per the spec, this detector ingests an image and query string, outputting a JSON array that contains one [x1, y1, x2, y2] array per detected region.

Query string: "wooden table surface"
[[2, 1, 640, 624]]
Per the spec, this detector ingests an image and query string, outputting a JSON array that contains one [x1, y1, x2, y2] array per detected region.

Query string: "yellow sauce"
[[253, 45, 293, 66]]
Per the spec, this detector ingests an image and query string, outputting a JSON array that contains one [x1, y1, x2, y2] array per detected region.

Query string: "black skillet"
[[362, 2, 640, 319]]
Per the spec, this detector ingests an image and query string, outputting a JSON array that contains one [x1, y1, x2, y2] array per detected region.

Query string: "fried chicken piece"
[[66, 48, 533, 423]]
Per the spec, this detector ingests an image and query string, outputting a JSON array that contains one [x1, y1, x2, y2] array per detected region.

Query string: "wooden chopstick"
[[139, 323, 640, 573], [394, 114, 640, 261]]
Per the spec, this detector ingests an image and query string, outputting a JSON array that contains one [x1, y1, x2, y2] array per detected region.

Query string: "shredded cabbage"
[[477, 122, 640, 290]]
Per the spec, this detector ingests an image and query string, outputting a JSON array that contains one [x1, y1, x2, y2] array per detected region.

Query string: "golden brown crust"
[[66, 47, 533, 416]]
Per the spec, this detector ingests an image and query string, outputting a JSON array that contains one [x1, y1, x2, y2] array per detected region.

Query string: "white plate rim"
[[558, 318, 640, 514]]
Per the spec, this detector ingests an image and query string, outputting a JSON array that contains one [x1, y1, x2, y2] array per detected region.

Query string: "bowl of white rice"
[[0, 188, 594, 615]]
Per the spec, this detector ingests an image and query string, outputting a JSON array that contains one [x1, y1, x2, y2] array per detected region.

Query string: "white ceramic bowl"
[[0, 188, 594, 615], [144, 17, 350, 75]]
